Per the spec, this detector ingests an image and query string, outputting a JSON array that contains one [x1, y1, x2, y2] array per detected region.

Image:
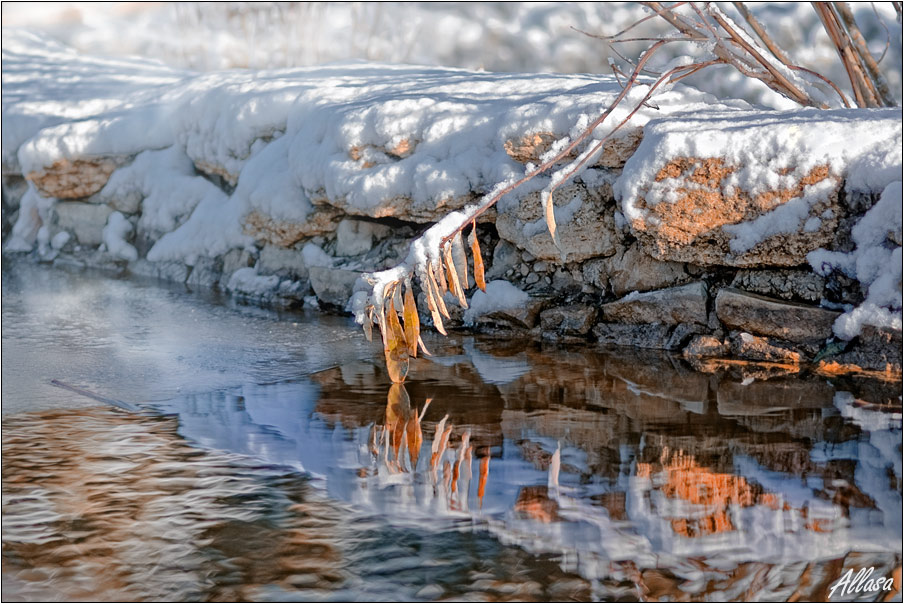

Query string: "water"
[[2, 259, 902, 601]]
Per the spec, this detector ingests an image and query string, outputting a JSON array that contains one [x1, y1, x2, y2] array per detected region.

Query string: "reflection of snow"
[[463, 340, 530, 385]]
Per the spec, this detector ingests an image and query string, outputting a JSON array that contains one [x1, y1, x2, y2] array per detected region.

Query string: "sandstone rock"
[[729, 332, 802, 364], [628, 157, 841, 267], [539, 304, 598, 335], [601, 281, 708, 326], [731, 269, 825, 303], [242, 207, 341, 247], [495, 182, 619, 263], [591, 243, 689, 296], [193, 159, 238, 187], [309, 266, 360, 309], [27, 158, 120, 199], [53, 202, 114, 246], [335, 219, 391, 257], [256, 245, 308, 280], [504, 128, 643, 168], [715, 287, 839, 342], [310, 190, 479, 223], [682, 335, 728, 359], [594, 322, 702, 351]]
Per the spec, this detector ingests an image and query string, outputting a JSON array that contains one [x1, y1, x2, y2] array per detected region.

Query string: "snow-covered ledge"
[[2, 30, 901, 377]]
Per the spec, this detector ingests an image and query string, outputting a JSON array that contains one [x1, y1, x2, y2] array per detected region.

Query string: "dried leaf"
[[543, 190, 561, 250], [443, 242, 468, 308], [423, 268, 447, 335], [417, 335, 433, 357], [363, 306, 374, 342], [402, 282, 419, 358], [383, 297, 410, 383], [392, 282, 403, 315], [434, 255, 448, 294], [468, 222, 486, 292], [427, 265, 450, 319], [451, 232, 470, 290]]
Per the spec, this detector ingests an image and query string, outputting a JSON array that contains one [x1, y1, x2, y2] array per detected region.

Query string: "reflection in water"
[[3, 338, 902, 601]]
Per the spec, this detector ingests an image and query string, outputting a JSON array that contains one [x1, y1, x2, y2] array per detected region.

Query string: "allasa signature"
[[829, 567, 896, 600]]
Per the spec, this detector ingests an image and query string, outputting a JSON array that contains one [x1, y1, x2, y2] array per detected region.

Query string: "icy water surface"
[[2, 259, 902, 601]]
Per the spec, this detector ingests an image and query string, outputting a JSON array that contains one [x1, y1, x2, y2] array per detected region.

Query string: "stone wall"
[[2, 121, 901, 379]]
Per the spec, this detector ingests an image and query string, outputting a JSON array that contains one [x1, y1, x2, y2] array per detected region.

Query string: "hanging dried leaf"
[[417, 335, 433, 357], [433, 255, 449, 294], [443, 242, 468, 308], [402, 282, 419, 358], [363, 306, 374, 342], [423, 268, 447, 335], [468, 222, 486, 292], [543, 190, 561, 250], [383, 298, 409, 383], [392, 282, 403, 316], [451, 232, 470, 290], [427, 265, 450, 319]]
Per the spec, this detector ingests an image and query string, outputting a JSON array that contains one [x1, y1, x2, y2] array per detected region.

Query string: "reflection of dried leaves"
[[383, 297, 409, 384]]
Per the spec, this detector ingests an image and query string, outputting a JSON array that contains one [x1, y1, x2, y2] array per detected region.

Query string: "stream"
[[2, 258, 901, 601]]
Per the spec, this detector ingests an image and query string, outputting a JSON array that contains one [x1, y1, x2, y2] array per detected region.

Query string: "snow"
[[225, 267, 279, 296], [462, 281, 530, 326], [101, 211, 137, 261], [809, 181, 903, 339], [301, 243, 334, 268]]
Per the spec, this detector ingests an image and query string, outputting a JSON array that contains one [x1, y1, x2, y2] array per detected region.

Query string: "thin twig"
[[731, 2, 794, 65], [834, 1, 896, 105], [813, 2, 877, 107]]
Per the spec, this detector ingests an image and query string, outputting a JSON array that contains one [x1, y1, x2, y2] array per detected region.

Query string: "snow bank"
[[463, 281, 530, 326]]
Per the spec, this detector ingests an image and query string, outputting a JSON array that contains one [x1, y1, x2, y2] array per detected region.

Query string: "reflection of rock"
[[715, 287, 839, 343], [717, 377, 835, 415]]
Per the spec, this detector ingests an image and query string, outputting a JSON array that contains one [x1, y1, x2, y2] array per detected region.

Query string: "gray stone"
[[129, 259, 190, 283], [53, 202, 114, 246], [309, 266, 361, 309], [731, 269, 825, 303], [495, 182, 619, 263], [600, 243, 689, 296], [539, 304, 598, 335], [335, 218, 391, 256], [186, 256, 223, 289], [594, 322, 701, 351], [682, 335, 728, 359], [256, 245, 308, 280], [729, 332, 802, 363], [715, 287, 840, 343], [832, 325, 903, 372], [473, 296, 548, 329], [222, 248, 255, 276], [485, 240, 520, 280], [601, 282, 708, 326], [2, 175, 28, 211]]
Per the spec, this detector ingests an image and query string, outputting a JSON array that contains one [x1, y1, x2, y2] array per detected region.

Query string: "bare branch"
[[731, 2, 794, 66], [835, 1, 897, 106]]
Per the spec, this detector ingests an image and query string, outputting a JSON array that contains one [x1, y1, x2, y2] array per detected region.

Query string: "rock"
[[682, 335, 728, 359], [472, 296, 548, 330], [311, 189, 478, 223], [832, 325, 903, 372], [256, 245, 308, 280], [193, 159, 238, 187], [308, 266, 360, 309], [2, 175, 29, 211], [186, 256, 222, 289], [627, 157, 841, 267], [129, 259, 190, 283], [601, 281, 708, 326], [485, 240, 520, 280], [27, 158, 121, 199], [504, 128, 643, 169], [221, 248, 255, 276], [334, 218, 391, 257], [495, 182, 619, 263], [592, 243, 689, 296], [715, 287, 839, 343], [242, 207, 341, 247], [53, 202, 114, 246], [731, 269, 825, 303], [729, 332, 802, 363], [594, 322, 702, 351], [539, 304, 598, 335]]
